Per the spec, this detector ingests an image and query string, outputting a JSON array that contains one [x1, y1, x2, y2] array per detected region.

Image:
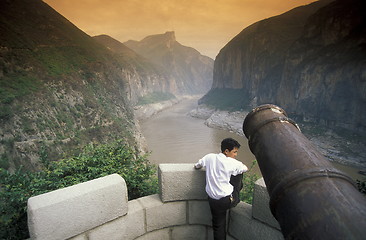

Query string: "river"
[[140, 97, 363, 180]]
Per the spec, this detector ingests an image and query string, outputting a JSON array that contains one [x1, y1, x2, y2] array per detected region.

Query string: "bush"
[[0, 140, 158, 240], [240, 160, 261, 204]]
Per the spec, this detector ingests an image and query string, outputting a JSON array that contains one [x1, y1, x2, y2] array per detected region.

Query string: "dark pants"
[[229, 173, 243, 207], [208, 174, 243, 240]]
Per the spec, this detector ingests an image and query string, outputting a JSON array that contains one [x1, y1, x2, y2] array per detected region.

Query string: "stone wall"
[[27, 164, 283, 240]]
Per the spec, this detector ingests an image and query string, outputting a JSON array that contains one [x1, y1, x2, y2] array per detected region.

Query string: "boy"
[[194, 138, 248, 240]]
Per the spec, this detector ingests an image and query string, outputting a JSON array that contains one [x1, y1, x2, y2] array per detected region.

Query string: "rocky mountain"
[[200, 0, 366, 134], [93, 34, 175, 105], [124, 31, 214, 94], [0, 0, 165, 171]]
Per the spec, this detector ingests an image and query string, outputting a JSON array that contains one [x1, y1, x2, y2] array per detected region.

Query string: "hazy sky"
[[43, 0, 317, 59]]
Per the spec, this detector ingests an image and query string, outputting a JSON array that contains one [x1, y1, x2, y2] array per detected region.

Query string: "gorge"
[[1, 0, 364, 175]]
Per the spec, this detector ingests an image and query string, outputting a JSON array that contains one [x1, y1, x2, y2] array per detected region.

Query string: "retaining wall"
[[27, 164, 283, 240]]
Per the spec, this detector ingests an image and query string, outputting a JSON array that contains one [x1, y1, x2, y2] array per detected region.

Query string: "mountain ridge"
[[124, 31, 214, 94], [93, 34, 176, 104]]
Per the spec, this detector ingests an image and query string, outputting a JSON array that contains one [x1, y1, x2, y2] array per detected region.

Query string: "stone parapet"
[[172, 225, 207, 239], [87, 199, 145, 240], [27, 164, 283, 240], [252, 178, 281, 229], [158, 163, 207, 202], [229, 202, 284, 240], [188, 200, 212, 226], [135, 228, 170, 240], [139, 194, 187, 232], [27, 174, 128, 240]]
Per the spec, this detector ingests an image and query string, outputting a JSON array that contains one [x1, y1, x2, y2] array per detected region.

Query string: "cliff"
[[201, 0, 366, 134], [93, 35, 176, 105], [124, 31, 214, 94], [277, 0, 366, 132], [0, 0, 151, 171]]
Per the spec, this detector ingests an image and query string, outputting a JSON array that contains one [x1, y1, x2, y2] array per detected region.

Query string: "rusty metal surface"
[[243, 104, 366, 240]]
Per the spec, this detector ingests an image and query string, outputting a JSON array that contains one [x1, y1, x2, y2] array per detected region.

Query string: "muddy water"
[[141, 97, 363, 181], [140, 98, 260, 174]]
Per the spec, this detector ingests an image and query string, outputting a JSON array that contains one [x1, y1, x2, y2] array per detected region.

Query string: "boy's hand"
[[194, 163, 202, 169]]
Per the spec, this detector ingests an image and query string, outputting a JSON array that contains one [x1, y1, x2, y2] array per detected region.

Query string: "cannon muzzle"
[[243, 104, 366, 240]]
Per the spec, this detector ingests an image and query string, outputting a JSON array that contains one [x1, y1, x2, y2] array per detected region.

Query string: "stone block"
[[138, 194, 187, 232], [158, 164, 207, 202], [229, 202, 284, 240], [69, 234, 87, 240], [188, 200, 211, 226], [88, 199, 145, 240], [134, 228, 170, 240], [208, 227, 213, 240], [252, 178, 281, 229], [27, 174, 128, 240], [172, 225, 207, 240], [227, 235, 236, 240]]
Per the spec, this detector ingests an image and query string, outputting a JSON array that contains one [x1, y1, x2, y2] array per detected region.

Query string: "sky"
[[43, 0, 317, 59]]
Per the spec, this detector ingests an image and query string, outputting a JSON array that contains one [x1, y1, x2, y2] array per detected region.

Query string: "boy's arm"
[[241, 163, 248, 173], [194, 158, 204, 169], [232, 161, 248, 175]]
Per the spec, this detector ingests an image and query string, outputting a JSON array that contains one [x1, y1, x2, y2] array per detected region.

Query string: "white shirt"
[[195, 153, 248, 200]]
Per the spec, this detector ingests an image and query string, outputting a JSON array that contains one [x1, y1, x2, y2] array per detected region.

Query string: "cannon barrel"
[[243, 104, 366, 240]]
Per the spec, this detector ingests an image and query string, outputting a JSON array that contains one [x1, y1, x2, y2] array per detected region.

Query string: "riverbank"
[[134, 95, 202, 121], [134, 98, 181, 121], [189, 104, 247, 137], [189, 104, 366, 171]]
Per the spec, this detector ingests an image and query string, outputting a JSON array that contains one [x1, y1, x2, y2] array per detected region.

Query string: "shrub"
[[0, 140, 158, 240], [240, 160, 261, 204]]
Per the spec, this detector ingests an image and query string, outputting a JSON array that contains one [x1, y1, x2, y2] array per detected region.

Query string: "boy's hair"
[[221, 138, 241, 152]]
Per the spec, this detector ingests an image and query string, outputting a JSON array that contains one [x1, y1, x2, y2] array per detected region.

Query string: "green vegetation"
[[0, 140, 158, 240], [0, 71, 41, 119], [200, 88, 250, 111], [35, 46, 93, 76], [0, 72, 40, 104], [137, 92, 176, 105], [240, 160, 261, 204], [0, 154, 10, 169]]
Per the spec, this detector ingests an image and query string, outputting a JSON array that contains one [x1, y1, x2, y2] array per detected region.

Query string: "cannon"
[[243, 104, 366, 240]]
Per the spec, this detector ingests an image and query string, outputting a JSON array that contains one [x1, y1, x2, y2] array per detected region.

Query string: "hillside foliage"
[[0, 140, 158, 240]]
